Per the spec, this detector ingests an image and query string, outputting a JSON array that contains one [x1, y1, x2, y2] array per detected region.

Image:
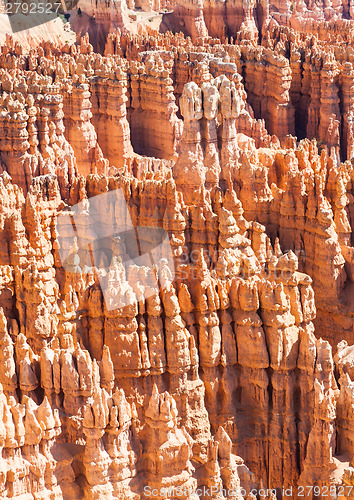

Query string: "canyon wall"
[[2, 2, 354, 497]]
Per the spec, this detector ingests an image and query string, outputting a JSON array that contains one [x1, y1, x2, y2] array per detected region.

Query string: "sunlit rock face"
[[2, 4, 354, 496]]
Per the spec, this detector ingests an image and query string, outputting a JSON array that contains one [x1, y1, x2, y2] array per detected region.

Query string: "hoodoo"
[[1, 0, 354, 498]]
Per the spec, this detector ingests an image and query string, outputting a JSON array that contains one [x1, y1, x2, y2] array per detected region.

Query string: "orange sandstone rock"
[[1, 11, 354, 499]]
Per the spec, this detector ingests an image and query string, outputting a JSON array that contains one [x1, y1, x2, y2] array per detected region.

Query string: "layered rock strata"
[[0, 162, 344, 498], [3, 10, 354, 499]]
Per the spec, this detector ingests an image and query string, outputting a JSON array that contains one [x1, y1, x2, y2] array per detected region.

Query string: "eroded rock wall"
[[2, 12, 354, 499]]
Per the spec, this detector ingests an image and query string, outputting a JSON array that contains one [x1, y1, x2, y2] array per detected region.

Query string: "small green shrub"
[[316, 139, 325, 154]]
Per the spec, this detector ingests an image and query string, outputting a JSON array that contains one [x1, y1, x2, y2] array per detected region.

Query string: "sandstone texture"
[[1, 1, 354, 499]]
